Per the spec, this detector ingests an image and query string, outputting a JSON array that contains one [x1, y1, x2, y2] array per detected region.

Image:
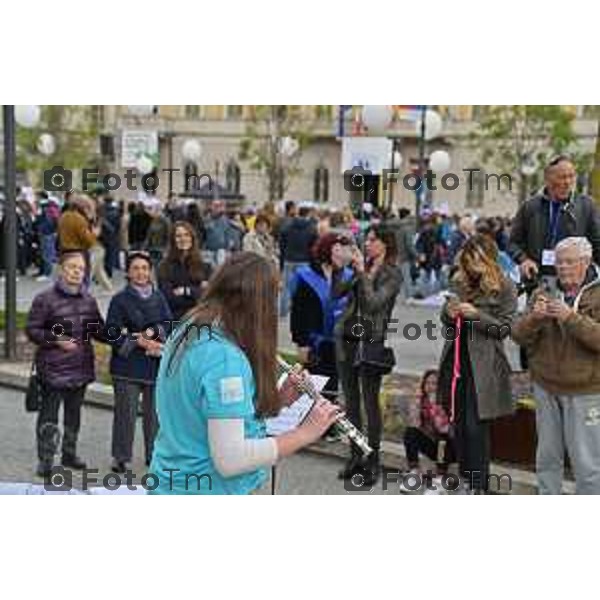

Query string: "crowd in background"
[[0, 188, 517, 301], [12, 154, 600, 495]]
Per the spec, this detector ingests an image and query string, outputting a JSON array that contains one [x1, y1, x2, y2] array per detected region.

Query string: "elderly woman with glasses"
[[513, 236, 600, 495], [26, 251, 106, 477]]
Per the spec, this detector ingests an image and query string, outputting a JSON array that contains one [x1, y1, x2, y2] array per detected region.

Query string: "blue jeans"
[[399, 262, 416, 299], [40, 234, 57, 276], [279, 261, 307, 317]]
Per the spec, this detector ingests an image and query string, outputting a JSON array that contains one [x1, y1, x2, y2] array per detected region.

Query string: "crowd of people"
[[13, 154, 600, 494]]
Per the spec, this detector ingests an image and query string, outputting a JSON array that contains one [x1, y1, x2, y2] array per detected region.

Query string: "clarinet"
[[276, 355, 373, 456]]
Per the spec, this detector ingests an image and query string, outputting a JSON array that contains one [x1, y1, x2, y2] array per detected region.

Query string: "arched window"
[[466, 167, 485, 208], [226, 160, 241, 194], [185, 161, 199, 192], [226, 106, 244, 119], [314, 164, 329, 202], [186, 106, 200, 119]]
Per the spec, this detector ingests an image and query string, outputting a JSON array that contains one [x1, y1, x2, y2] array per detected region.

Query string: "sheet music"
[[265, 375, 329, 436]]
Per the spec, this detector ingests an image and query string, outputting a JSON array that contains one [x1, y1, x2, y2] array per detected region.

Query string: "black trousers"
[[112, 378, 157, 464], [103, 240, 120, 278], [36, 383, 86, 463], [454, 357, 491, 491], [404, 427, 455, 472], [338, 358, 383, 452]]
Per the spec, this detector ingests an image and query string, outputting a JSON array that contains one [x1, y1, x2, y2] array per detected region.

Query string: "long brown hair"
[[166, 252, 280, 418], [453, 234, 504, 299], [366, 224, 398, 266], [158, 221, 206, 282]]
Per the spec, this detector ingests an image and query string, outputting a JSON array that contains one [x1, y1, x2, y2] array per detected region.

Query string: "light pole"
[[3, 106, 17, 359], [416, 104, 427, 227], [3, 105, 41, 358]]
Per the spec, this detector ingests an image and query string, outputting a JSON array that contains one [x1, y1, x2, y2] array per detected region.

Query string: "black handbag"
[[353, 340, 396, 376], [25, 356, 44, 413]]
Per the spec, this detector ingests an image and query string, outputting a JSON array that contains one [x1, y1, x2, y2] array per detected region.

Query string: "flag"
[[394, 105, 425, 122]]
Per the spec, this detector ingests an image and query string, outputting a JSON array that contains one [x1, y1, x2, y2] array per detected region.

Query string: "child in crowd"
[[402, 369, 455, 494]]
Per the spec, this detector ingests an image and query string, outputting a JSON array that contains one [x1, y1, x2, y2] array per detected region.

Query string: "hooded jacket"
[[512, 267, 600, 395]]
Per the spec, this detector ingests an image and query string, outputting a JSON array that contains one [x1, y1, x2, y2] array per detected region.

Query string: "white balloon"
[[136, 154, 154, 174], [37, 133, 56, 156], [521, 160, 537, 176], [279, 136, 299, 157], [128, 105, 155, 117], [429, 150, 451, 172], [416, 109, 443, 141], [182, 139, 202, 161], [393, 150, 403, 168], [362, 105, 393, 134], [15, 105, 41, 128]]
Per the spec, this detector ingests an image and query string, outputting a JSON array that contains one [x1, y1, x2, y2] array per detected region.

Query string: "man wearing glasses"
[[513, 237, 600, 494], [509, 155, 600, 286]]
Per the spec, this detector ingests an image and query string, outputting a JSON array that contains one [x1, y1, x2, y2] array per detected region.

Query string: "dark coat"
[[279, 217, 318, 263], [334, 263, 402, 362], [437, 276, 518, 421], [105, 285, 173, 384], [508, 190, 600, 268], [157, 257, 212, 320], [26, 282, 105, 389]]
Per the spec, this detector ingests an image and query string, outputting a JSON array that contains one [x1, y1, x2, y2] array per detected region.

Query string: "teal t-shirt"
[[148, 327, 268, 495]]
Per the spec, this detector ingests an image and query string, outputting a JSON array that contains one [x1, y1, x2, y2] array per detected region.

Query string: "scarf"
[[130, 282, 154, 300]]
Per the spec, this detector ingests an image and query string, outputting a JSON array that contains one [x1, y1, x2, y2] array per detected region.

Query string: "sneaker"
[[35, 275, 50, 282]]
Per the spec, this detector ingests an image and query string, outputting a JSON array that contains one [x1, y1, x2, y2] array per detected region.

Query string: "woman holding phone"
[[438, 234, 517, 493], [148, 252, 340, 495]]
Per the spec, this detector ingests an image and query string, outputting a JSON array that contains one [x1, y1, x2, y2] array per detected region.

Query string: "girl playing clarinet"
[[148, 252, 340, 494]]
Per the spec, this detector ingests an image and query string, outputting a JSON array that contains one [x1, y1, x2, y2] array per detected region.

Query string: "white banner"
[[121, 130, 158, 168], [341, 137, 393, 175]]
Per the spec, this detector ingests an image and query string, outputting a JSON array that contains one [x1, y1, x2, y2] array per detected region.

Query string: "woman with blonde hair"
[[438, 234, 517, 493]]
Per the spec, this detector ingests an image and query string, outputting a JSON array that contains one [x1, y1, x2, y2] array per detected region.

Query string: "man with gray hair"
[[513, 236, 600, 494]]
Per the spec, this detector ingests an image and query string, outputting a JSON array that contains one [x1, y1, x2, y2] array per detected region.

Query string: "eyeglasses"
[[556, 258, 584, 267], [128, 251, 151, 260]]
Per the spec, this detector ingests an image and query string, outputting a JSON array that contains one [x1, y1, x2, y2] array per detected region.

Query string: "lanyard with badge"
[[542, 200, 563, 268]]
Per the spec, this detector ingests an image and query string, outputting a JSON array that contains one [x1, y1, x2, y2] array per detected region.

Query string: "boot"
[[62, 454, 87, 470], [61, 427, 82, 467], [37, 422, 60, 468], [337, 449, 364, 480], [360, 450, 380, 488], [36, 461, 53, 478]]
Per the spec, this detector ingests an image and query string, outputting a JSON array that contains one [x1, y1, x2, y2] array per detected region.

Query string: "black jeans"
[[404, 427, 455, 472], [454, 351, 491, 491], [337, 358, 383, 452], [103, 241, 120, 278], [36, 383, 86, 463]]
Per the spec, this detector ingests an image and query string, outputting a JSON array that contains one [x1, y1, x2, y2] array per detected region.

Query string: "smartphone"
[[442, 291, 459, 302], [541, 276, 561, 300]]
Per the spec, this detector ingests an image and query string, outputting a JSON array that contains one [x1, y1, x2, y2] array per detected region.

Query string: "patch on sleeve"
[[220, 377, 245, 404]]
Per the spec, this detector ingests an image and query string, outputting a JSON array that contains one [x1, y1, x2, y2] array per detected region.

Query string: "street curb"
[[0, 367, 568, 495]]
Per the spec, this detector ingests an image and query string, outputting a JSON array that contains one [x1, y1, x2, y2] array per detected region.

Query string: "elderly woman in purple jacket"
[[26, 251, 106, 478]]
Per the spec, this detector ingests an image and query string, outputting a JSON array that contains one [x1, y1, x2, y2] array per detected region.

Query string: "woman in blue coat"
[[106, 251, 173, 473]]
